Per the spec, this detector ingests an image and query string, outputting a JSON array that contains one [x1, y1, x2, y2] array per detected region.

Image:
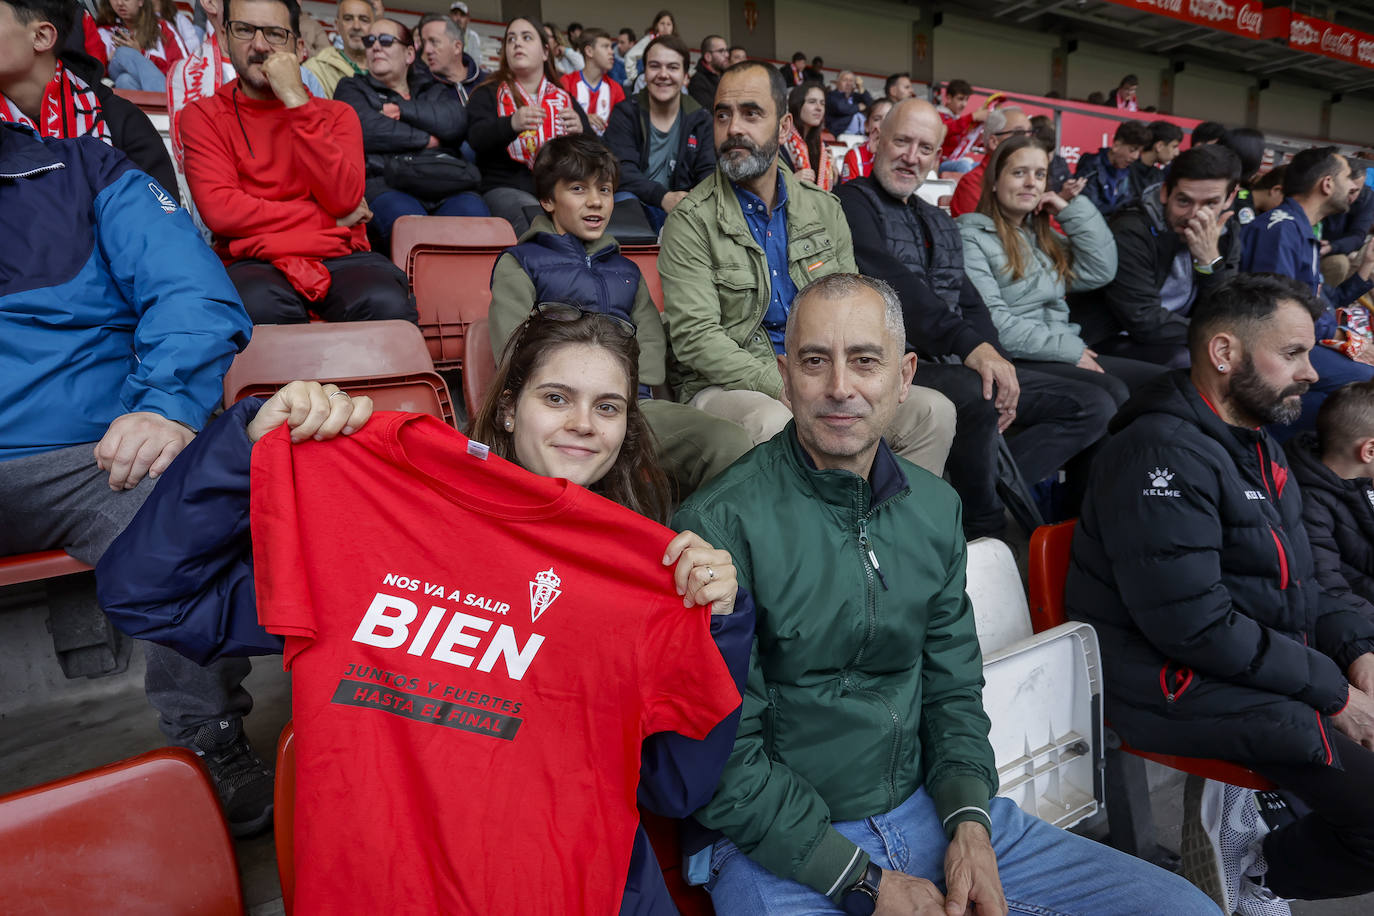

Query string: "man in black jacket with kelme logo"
[[1068, 274, 1374, 909]]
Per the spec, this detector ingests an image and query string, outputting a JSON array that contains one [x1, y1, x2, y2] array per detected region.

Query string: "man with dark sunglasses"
[[179, 0, 415, 327]]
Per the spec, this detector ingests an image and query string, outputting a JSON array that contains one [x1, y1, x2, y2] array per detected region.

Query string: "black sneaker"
[[191, 719, 275, 838]]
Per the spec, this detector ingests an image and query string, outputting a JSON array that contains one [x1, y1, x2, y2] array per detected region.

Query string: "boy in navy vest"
[[488, 134, 752, 494]]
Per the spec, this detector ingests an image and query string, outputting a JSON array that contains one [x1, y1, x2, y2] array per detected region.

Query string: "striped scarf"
[[0, 61, 110, 144], [782, 126, 833, 191], [497, 78, 571, 167]]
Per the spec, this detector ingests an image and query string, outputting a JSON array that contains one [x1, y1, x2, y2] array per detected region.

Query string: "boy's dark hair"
[[644, 33, 690, 69], [618, 27, 636, 41], [946, 78, 972, 98], [1221, 127, 1266, 183], [1283, 146, 1345, 198], [576, 27, 610, 55], [1165, 145, 1242, 196], [1316, 380, 1374, 458], [884, 72, 909, 94], [1114, 120, 1152, 149], [728, 44, 746, 56], [1191, 121, 1228, 145], [1188, 273, 1322, 357], [1118, 73, 1139, 87], [791, 51, 806, 63], [533, 134, 620, 201], [226, 0, 301, 35], [1252, 164, 1286, 192], [1149, 120, 1184, 146], [9, 0, 76, 47], [721, 59, 788, 122]]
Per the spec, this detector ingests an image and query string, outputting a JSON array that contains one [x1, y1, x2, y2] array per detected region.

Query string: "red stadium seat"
[[0, 550, 91, 588], [0, 747, 243, 915], [390, 216, 518, 369], [463, 317, 498, 420], [1028, 519, 1276, 794], [275, 721, 296, 915], [621, 245, 664, 312], [222, 320, 456, 425]]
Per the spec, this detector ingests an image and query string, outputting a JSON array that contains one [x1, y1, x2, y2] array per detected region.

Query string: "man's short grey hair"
[[985, 106, 1025, 138], [784, 274, 906, 353], [417, 12, 462, 41]]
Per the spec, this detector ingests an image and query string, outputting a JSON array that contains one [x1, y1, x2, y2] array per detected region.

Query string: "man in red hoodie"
[[179, 0, 414, 325]]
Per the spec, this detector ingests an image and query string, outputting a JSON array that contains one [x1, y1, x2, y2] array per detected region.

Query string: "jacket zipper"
[[1158, 662, 1195, 702], [0, 162, 65, 179], [1270, 527, 1290, 590], [857, 517, 889, 591], [853, 505, 899, 808]]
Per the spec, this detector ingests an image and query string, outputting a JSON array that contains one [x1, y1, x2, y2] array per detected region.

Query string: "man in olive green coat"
[[659, 60, 955, 476], [673, 273, 1217, 916]]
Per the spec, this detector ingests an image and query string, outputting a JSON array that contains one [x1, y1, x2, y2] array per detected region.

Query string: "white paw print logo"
[[1149, 468, 1173, 488]]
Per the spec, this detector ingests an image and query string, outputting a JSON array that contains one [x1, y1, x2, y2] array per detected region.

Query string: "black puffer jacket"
[[1287, 432, 1374, 616], [333, 69, 468, 199], [603, 90, 714, 208], [1067, 371, 1374, 768]]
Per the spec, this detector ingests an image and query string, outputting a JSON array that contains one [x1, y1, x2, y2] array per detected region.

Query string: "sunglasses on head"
[[528, 302, 636, 338], [361, 33, 407, 48]]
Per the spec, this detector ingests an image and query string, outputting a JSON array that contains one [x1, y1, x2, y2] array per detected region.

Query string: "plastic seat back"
[[965, 537, 1033, 656], [222, 320, 456, 425], [276, 721, 296, 914], [463, 317, 498, 420], [390, 216, 518, 369], [1028, 520, 1076, 633], [0, 748, 243, 915], [0, 550, 91, 587], [622, 245, 664, 312]]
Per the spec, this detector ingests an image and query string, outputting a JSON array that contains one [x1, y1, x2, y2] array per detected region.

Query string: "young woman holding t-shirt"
[[97, 309, 751, 914]]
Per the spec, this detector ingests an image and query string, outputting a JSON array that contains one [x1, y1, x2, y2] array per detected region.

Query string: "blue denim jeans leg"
[[706, 788, 1218, 915], [109, 46, 167, 92]]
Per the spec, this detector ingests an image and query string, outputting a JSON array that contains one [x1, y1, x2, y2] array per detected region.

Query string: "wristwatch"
[[1193, 254, 1224, 275], [840, 861, 882, 916]]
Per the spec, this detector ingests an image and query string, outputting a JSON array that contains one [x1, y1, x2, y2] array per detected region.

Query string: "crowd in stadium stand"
[[8, 0, 1374, 912]]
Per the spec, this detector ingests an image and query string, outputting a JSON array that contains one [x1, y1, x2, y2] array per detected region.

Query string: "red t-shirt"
[[559, 71, 625, 130], [840, 145, 873, 183], [949, 158, 987, 217], [251, 413, 740, 914]]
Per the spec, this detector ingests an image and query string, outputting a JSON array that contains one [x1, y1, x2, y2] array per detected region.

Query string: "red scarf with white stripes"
[[783, 126, 833, 191], [497, 78, 571, 168], [0, 61, 110, 144], [167, 33, 229, 171]]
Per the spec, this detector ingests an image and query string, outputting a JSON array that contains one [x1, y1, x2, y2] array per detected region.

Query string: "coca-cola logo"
[[1235, 3, 1262, 35], [1359, 38, 1374, 65], [1189, 0, 1234, 23], [1142, 0, 1183, 12], [1321, 28, 1356, 58], [1291, 20, 1320, 46]]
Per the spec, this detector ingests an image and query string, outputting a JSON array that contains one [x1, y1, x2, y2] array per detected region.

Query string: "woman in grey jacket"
[[957, 136, 1165, 405]]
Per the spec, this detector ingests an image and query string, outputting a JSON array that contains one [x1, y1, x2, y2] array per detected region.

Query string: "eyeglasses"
[[529, 302, 636, 338], [225, 20, 293, 46], [994, 127, 1035, 138], [362, 34, 408, 49]]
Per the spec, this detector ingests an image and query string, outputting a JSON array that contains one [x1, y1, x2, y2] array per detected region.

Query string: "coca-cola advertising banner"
[[1100, 0, 1268, 40], [1286, 12, 1374, 71]]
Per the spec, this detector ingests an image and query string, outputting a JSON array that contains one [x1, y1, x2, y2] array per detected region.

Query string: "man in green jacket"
[[659, 60, 955, 476], [674, 274, 1217, 915]]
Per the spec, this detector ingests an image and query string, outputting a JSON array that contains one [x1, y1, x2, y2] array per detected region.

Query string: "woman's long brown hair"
[[97, 0, 161, 51], [479, 16, 561, 97], [975, 135, 1075, 285], [469, 313, 673, 525]]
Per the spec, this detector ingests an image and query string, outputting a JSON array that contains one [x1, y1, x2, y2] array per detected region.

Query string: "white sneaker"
[[1235, 878, 1292, 916], [1180, 776, 1270, 913]]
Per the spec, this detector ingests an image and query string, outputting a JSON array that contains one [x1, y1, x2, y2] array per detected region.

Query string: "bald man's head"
[[873, 99, 945, 200]]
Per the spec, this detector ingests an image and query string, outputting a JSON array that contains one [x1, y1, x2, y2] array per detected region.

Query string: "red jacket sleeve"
[[180, 99, 335, 241], [83, 14, 107, 67], [288, 100, 366, 218], [941, 111, 973, 158], [949, 168, 982, 217]]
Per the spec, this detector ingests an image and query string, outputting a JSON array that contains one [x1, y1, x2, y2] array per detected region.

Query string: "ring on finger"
[[329, 390, 350, 401], [704, 567, 716, 581]]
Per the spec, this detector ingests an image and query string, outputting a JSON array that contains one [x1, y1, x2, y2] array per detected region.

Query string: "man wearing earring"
[[179, 0, 415, 326], [1069, 273, 1374, 912]]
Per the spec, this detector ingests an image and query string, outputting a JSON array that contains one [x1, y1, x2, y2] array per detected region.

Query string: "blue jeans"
[[706, 789, 1217, 915], [369, 189, 490, 240], [940, 157, 980, 174], [108, 46, 166, 91]]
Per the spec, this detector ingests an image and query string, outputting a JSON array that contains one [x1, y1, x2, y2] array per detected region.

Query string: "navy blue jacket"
[[1076, 147, 1134, 217], [506, 229, 643, 321], [1243, 197, 1374, 318], [603, 91, 716, 209], [1321, 184, 1374, 256], [0, 122, 250, 459], [97, 399, 754, 914]]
